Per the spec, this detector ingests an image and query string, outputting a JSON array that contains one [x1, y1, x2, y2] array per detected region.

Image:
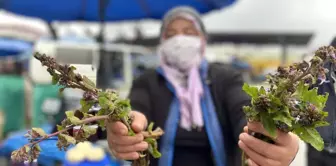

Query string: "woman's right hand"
[[107, 111, 149, 160]]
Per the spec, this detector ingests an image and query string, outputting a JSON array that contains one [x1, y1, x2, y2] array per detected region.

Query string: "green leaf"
[[296, 82, 329, 110], [65, 111, 82, 125], [267, 108, 278, 114], [242, 83, 259, 98], [70, 66, 76, 71], [282, 106, 291, 116], [59, 134, 76, 145], [316, 93, 329, 109], [243, 106, 258, 116], [118, 109, 130, 119], [116, 99, 131, 107], [97, 109, 108, 116], [296, 81, 306, 95], [259, 86, 266, 95], [98, 91, 107, 98], [52, 75, 59, 85], [273, 113, 293, 127], [312, 121, 330, 128], [98, 96, 110, 109], [128, 129, 136, 136], [321, 111, 329, 117], [243, 106, 259, 121], [34, 144, 41, 151], [57, 125, 64, 131], [260, 113, 277, 138], [80, 99, 86, 106], [97, 120, 106, 129], [269, 95, 282, 106], [108, 104, 116, 112], [83, 75, 96, 88], [32, 128, 47, 137], [24, 145, 30, 152], [82, 112, 94, 118], [147, 122, 154, 133], [294, 127, 324, 151], [145, 138, 161, 158], [65, 111, 74, 118], [80, 99, 94, 113], [68, 116, 82, 125], [82, 125, 97, 137]]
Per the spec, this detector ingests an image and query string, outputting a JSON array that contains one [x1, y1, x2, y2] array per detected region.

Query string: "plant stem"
[[292, 65, 313, 84], [275, 65, 314, 97], [121, 116, 132, 131], [25, 115, 163, 147], [26, 115, 107, 146], [241, 151, 247, 166], [142, 128, 164, 138]]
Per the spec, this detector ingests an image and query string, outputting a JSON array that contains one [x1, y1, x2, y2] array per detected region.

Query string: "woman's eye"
[[165, 30, 177, 39], [184, 28, 198, 36]]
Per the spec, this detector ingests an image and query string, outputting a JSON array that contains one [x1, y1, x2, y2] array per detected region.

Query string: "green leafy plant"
[[242, 46, 336, 165], [11, 53, 164, 166]]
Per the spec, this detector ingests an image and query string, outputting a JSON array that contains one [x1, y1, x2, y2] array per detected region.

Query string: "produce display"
[[63, 141, 110, 166], [9, 46, 336, 166], [242, 46, 334, 165], [10, 52, 164, 166]]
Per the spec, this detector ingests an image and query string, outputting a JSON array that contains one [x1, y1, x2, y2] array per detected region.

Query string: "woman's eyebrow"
[[183, 25, 198, 32], [165, 29, 177, 35], [165, 28, 176, 32], [184, 26, 195, 29]]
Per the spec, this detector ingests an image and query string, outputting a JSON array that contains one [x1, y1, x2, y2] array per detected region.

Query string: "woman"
[[107, 6, 299, 166]]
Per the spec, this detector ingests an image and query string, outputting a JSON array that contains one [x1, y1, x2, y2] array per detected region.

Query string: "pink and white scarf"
[[158, 31, 206, 130]]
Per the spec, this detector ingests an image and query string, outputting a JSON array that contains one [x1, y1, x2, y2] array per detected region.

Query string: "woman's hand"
[[107, 111, 148, 160], [239, 122, 299, 166]]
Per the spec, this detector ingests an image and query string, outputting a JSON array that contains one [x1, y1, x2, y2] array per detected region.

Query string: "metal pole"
[[47, 22, 58, 40], [96, 0, 110, 89], [279, 36, 288, 66]]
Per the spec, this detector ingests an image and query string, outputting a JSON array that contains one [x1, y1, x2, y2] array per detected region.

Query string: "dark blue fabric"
[[0, 38, 32, 56], [156, 60, 226, 166], [314, 62, 336, 153], [0, 124, 68, 166], [0, 0, 237, 22]]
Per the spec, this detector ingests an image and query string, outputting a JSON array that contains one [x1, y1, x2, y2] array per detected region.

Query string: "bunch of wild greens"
[[242, 46, 336, 165], [11, 53, 164, 166]]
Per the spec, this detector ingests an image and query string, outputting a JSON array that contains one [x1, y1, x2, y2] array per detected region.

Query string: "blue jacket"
[[316, 62, 336, 153]]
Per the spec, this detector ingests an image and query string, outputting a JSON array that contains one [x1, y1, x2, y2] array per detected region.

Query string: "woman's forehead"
[[166, 17, 196, 29], [160, 12, 205, 41]]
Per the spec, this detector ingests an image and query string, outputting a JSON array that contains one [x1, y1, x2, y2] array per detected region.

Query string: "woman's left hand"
[[238, 122, 299, 166]]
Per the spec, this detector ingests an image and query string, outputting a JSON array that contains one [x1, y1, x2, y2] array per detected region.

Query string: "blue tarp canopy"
[[0, 124, 121, 166], [0, 38, 32, 56], [0, 0, 236, 22]]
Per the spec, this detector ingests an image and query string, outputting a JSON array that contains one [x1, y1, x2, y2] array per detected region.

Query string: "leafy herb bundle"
[[242, 46, 336, 165], [11, 53, 164, 166]]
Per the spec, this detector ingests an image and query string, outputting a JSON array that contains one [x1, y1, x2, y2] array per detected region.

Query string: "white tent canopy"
[[3, 0, 336, 45], [48, 0, 336, 42], [0, 10, 49, 42]]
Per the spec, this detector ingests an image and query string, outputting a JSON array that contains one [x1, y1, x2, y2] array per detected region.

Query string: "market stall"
[[0, 0, 238, 165]]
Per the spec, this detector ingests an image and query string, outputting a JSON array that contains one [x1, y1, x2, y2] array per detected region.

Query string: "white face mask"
[[158, 35, 204, 72]]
